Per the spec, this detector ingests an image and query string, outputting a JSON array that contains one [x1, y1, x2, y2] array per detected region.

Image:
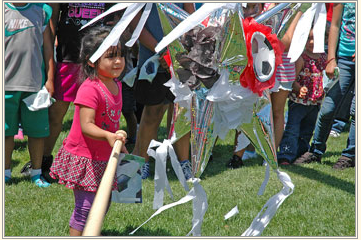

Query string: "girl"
[[50, 26, 128, 236], [278, 28, 327, 164]]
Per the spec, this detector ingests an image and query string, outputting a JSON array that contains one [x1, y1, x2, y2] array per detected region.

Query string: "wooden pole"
[[82, 130, 127, 236]]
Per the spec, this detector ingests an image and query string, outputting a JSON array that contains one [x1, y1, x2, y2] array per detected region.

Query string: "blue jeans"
[[310, 56, 355, 157], [278, 101, 320, 162], [341, 94, 355, 159]]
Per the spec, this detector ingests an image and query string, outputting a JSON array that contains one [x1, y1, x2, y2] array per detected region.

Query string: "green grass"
[[5, 103, 355, 236]]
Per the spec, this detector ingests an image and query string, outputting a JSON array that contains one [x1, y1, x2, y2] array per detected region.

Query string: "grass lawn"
[[4, 103, 355, 236]]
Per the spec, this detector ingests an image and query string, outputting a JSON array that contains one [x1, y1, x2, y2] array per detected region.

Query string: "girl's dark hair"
[[78, 25, 127, 83]]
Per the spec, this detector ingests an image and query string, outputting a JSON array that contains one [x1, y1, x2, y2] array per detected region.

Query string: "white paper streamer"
[[224, 206, 239, 220], [287, 3, 326, 62], [147, 139, 189, 209], [155, 3, 237, 53], [79, 3, 133, 31], [89, 3, 146, 63], [187, 178, 208, 236], [126, 3, 153, 47], [242, 169, 294, 236], [130, 178, 208, 236]]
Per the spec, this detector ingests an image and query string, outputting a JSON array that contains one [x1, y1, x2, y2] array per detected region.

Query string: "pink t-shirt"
[[63, 78, 123, 161]]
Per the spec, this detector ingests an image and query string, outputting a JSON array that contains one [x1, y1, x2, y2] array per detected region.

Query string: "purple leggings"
[[69, 189, 111, 232]]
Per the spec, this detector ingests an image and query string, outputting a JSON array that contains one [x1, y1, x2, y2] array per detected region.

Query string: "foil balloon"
[[254, 3, 312, 38], [239, 89, 277, 169], [190, 89, 216, 179]]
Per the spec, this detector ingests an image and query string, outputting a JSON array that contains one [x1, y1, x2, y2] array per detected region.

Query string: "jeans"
[[278, 101, 320, 162], [341, 94, 355, 159], [310, 56, 355, 157]]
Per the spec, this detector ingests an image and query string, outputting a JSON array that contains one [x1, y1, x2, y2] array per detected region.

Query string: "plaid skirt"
[[50, 145, 117, 192]]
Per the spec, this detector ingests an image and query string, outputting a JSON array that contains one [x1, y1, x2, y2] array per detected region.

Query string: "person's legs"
[[278, 101, 303, 163], [271, 89, 290, 149], [5, 136, 15, 171], [309, 56, 355, 157], [44, 100, 71, 156], [297, 105, 319, 159], [133, 103, 168, 161], [69, 189, 96, 236]]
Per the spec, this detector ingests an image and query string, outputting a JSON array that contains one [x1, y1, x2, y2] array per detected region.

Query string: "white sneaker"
[[329, 130, 340, 138], [242, 150, 258, 160]]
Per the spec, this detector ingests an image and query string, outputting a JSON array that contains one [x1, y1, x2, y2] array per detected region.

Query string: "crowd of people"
[[5, 2, 355, 236]]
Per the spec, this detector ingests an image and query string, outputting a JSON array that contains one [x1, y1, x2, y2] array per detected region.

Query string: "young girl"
[[278, 28, 327, 164], [50, 26, 128, 236]]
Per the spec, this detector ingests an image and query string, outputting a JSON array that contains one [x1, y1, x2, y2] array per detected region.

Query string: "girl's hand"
[[325, 58, 337, 79], [299, 86, 308, 99], [106, 132, 127, 148]]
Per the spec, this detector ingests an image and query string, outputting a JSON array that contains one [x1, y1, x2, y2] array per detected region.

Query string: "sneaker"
[[180, 160, 192, 180], [31, 174, 51, 188], [242, 150, 257, 161], [333, 156, 355, 170], [226, 155, 244, 169], [278, 158, 290, 165], [41, 155, 53, 183], [20, 161, 32, 176], [5, 176, 11, 184], [141, 162, 150, 179], [329, 130, 341, 138], [293, 152, 321, 164], [14, 128, 24, 140]]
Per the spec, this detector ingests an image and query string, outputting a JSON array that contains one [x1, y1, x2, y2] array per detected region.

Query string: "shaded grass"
[[4, 103, 355, 236]]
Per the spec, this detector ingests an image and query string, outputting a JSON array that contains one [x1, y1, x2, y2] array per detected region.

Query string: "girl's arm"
[[47, 3, 60, 43], [326, 3, 343, 78], [292, 56, 307, 98], [79, 106, 127, 148], [43, 24, 56, 96], [280, 11, 303, 51]]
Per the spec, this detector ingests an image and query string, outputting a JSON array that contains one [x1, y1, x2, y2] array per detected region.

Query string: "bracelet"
[[326, 57, 336, 65]]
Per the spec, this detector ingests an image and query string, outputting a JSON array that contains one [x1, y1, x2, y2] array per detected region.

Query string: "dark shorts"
[[134, 71, 175, 106], [122, 83, 136, 113]]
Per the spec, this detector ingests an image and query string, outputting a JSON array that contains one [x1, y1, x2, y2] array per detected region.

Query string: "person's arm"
[[184, 3, 195, 14], [326, 3, 343, 78], [79, 106, 128, 150], [43, 24, 56, 96], [292, 56, 307, 98], [47, 3, 60, 44], [281, 11, 303, 51]]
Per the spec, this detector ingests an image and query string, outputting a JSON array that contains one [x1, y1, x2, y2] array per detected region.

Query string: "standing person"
[[278, 28, 327, 165], [20, 3, 118, 181], [130, 3, 195, 179], [49, 26, 128, 236], [5, 3, 55, 186], [294, 3, 355, 169]]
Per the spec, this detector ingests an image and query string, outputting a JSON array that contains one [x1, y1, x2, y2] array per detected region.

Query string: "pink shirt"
[[63, 78, 123, 161]]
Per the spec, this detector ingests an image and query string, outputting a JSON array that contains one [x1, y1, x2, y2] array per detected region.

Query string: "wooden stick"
[[82, 130, 127, 236]]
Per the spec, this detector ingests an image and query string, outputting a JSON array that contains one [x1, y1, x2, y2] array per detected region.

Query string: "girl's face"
[[306, 30, 314, 53], [243, 3, 263, 18], [96, 45, 125, 81]]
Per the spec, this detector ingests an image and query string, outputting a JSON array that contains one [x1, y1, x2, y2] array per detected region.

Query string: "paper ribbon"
[[130, 178, 208, 236], [147, 139, 189, 210], [257, 162, 270, 196], [126, 3, 153, 47], [224, 206, 239, 220], [155, 3, 237, 53], [287, 3, 326, 62], [242, 169, 294, 236], [186, 178, 208, 236], [89, 3, 146, 63]]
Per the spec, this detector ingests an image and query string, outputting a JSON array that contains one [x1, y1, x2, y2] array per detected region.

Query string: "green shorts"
[[5, 91, 49, 138]]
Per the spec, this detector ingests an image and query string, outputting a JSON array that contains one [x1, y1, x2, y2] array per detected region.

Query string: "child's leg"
[[70, 189, 111, 236], [297, 105, 320, 158], [271, 89, 290, 149], [278, 101, 303, 162], [5, 136, 15, 170]]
